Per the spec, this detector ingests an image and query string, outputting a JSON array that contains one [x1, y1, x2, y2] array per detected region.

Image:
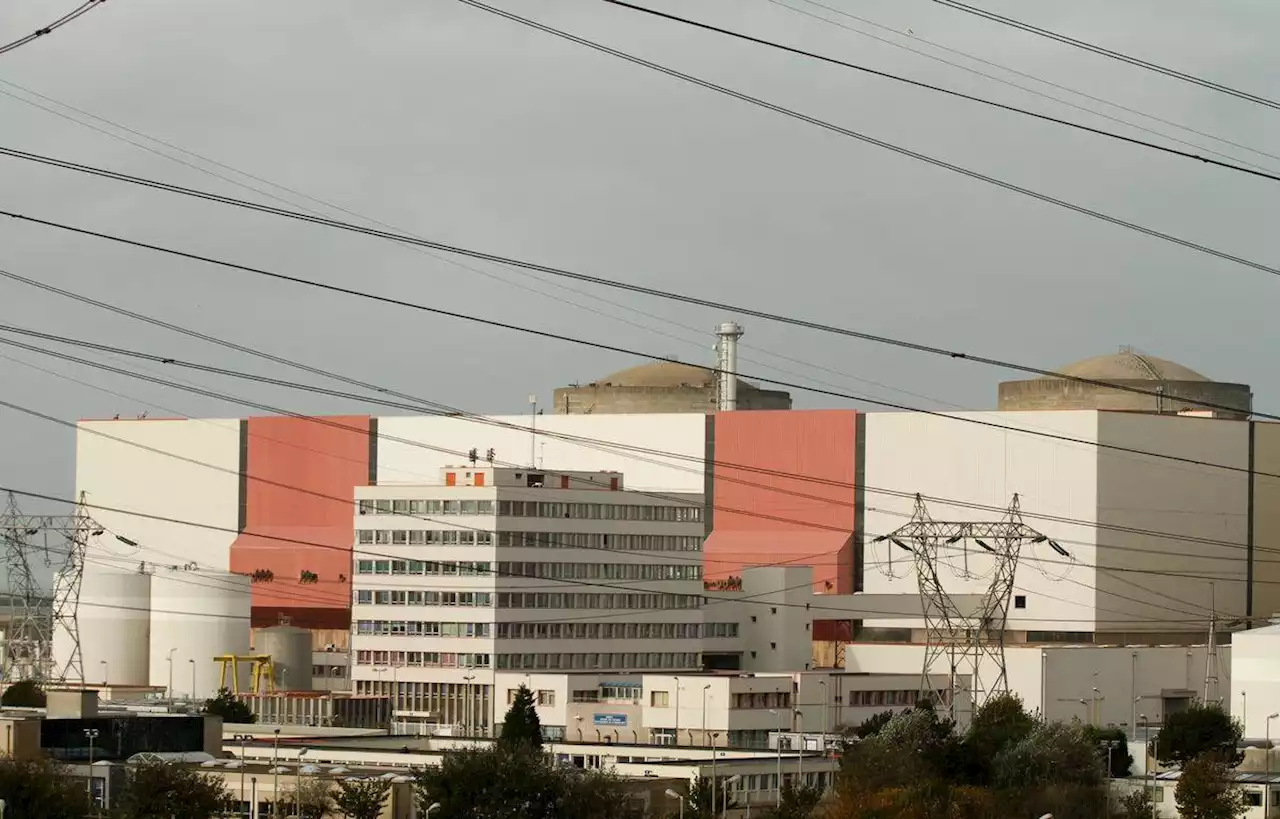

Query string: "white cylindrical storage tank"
[[148, 570, 251, 700], [256, 626, 313, 692], [52, 567, 151, 686]]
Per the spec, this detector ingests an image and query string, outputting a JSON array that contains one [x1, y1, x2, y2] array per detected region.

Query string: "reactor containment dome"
[[998, 348, 1251, 419], [554, 361, 793, 415]]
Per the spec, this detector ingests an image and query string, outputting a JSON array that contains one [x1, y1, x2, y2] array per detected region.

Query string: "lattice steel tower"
[[1, 492, 103, 683], [2, 492, 48, 682], [875, 494, 1068, 713]]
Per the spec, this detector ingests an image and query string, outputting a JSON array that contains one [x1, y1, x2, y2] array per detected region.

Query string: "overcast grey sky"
[[1, 0, 1277, 516]]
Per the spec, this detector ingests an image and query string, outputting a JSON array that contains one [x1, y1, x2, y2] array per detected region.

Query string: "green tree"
[[964, 692, 1038, 784], [992, 721, 1103, 792], [1174, 753, 1246, 819], [1082, 724, 1133, 778], [285, 777, 335, 819], [202, 687, 256, 724], [852, 710, 894, 739], [111, 760, 235, 819], [498, 684, 543, 752], [841, 705, 963, 790], [0, 754, 91, 819], [415, 745, 635, 819], [333, 779, 389, 819], [759, 781, 821, 819], [0, 679, 46, 707], [1155, 704, 1243, 768], [677, 775, 736, 819], [1117, 787, 1154, 819]]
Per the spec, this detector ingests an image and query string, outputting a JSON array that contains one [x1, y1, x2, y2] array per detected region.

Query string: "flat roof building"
[[351, 467, 709, 735]]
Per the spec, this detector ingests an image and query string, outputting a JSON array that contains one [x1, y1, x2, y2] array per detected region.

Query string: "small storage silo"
[[256, 625, 313, 692]]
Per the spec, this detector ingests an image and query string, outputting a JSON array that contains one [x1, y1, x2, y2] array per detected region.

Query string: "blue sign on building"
[[593, 713, 628, 726]]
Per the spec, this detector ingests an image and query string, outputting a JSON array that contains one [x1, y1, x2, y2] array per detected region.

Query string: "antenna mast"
[[528, 394, 538, 468]]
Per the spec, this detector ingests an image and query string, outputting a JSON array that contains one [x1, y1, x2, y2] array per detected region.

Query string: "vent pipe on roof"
[[715, 322, 744, 411]]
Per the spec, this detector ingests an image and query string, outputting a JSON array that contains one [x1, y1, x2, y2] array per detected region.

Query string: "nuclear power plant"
[[4, 327, 1276, 798]]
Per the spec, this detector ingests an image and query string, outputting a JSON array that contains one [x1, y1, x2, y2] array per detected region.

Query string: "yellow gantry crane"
[[213, 654, 277, 695]]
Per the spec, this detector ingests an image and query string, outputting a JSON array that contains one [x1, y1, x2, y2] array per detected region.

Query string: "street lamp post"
[[794, 710, 804, 787], [673, 676, 681, 746], [83, 728, 99, 805], [462, 674, 476, 738], [166, 647, 178, 703], [296, 748, 308, 817], [1267, 713, 1279, 819], [1101, 737, 1120, 815], [100, 660, 108, 687], [722, 774, 742, 819], [664, 789, 685, 819], [711, 732, 720, 818], [271, 728, 281, 819], [189, 658, 197, 701], [702, 685, 711, 746], [235, 734, 252, 819], [818, 680, 829, 742], [769, 708, 784, 806], [1141, 714, 1154, 819], [1102, 740, 1120, 779]]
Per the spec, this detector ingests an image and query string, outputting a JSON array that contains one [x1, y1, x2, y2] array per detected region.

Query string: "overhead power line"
[[0, 313, 1272, 557], [766, 0, 1280, 169], [32, 390, 1187, 628], [928, 0, 1280, 112], [0, 159, 1274, 417], [0, 234, 1273, 485], [1, 482, 1263, 626], [0, 1, 107, 57], [1, 269, 1268, 575], [39, 511, 1230, 627], [597, 0, 1280, 183], [0, 348, 1252, 622], [448, 1, 1280, 276], [0, 80, 951, 411]]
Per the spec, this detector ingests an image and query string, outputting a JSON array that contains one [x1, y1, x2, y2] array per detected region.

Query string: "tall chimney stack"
[[715, 322, 744, 411]]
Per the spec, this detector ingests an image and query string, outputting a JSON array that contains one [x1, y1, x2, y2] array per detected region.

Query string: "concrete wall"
[[706, 411, 857, 593], [553, 385, 791, 415], [861, 410, 1256, 635], [376, 414, 706, 492], [860, 410, 1102, 632], [1249, 422, 1280, 621], [1230, 626, 1280, 739], [998, 378, 1251, 418], [721, 567, 817, 673], [1094, 413, 1249, 631], [76, 418, 243, 569], [847, 643, 1229, 728]]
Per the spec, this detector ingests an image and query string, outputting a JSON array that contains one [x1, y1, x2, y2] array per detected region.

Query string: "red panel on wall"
[[230, 415, 372, 628], [709, 410, 858, 593]]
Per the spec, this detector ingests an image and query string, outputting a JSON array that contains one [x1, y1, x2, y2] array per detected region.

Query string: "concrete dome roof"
[[1049, 349, 1209, 382], [598, 361, 717, 388]]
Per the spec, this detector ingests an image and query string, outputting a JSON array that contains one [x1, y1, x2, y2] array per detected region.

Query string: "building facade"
[[349, 467, 709, 733], [486, 669, 959, 747], [70, 400, 1280, 702], [847, 643, 1228, 733]]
